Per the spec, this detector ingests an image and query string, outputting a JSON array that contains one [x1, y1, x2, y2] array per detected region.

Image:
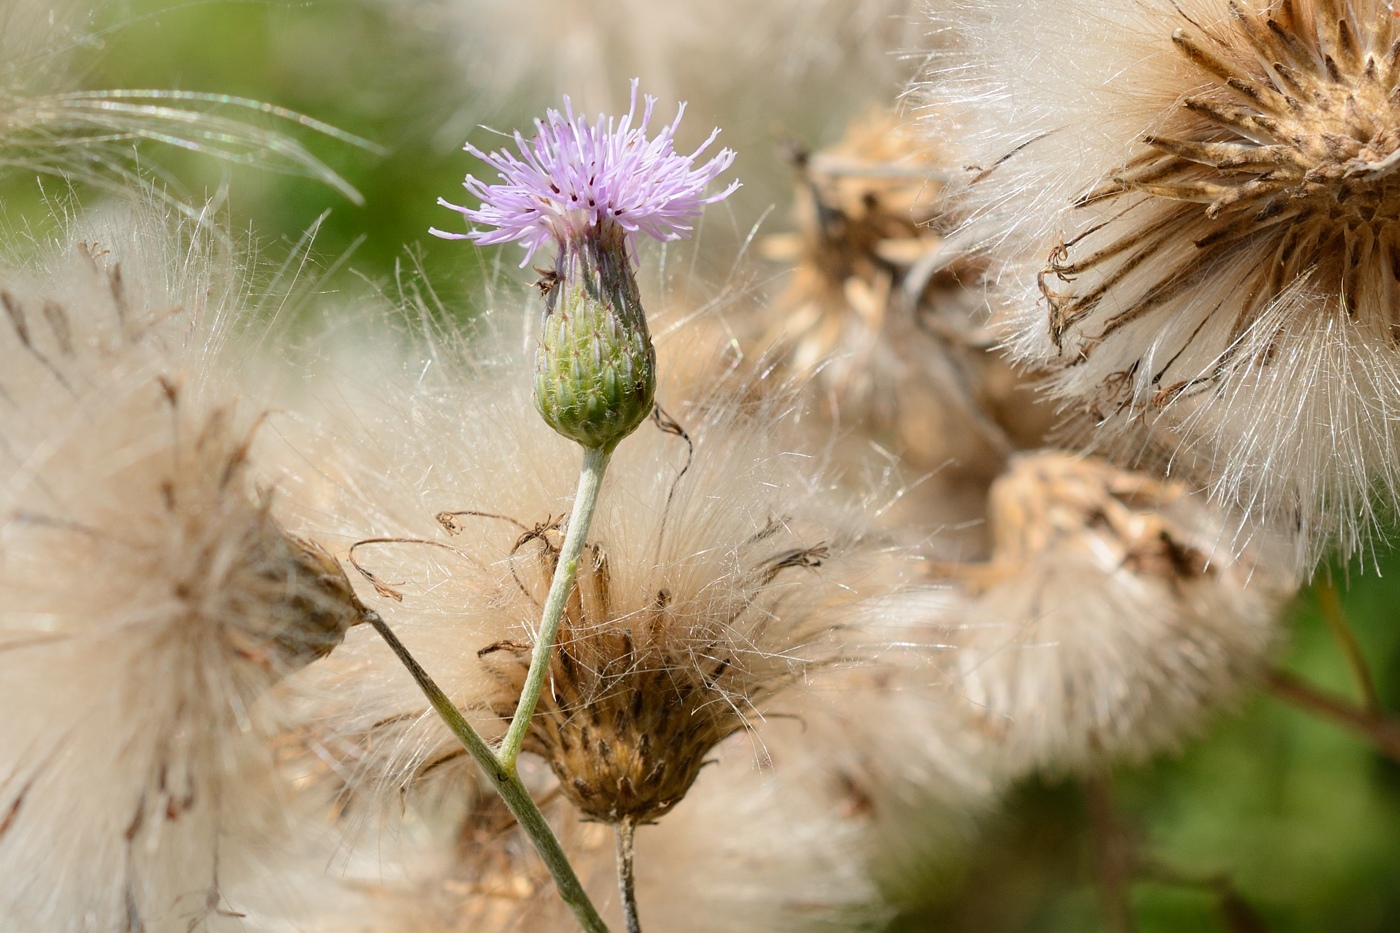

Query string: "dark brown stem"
[[1265, 669, 1400, 763], [615, 816, 642, 933], [1083, 772, 1138, 933], [1315, 578, 1379, 714]]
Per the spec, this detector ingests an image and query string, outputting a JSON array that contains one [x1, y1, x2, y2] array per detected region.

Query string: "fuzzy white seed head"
[[756, 108, 1055, 539], [921, 451, 1294, 776], [0, 204, 364, 931], [929, 0, 1400, 569]]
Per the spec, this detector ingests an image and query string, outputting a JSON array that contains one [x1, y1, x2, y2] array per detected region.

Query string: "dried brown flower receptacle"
[[759, 110, 1053, 542], [1043, 0, 1400, 366], [761, 111, 993, 444], [471, 517, 828, 824]]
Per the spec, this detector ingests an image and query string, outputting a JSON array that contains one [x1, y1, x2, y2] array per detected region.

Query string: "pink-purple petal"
[[432, 78, 738, 264]]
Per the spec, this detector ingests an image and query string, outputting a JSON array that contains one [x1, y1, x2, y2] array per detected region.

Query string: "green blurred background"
[[18, 2, 1400, 930]]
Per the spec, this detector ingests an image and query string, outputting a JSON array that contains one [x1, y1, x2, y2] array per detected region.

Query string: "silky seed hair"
[[600, 742, 890, 933], [914, 451, 1295, 776], [928, 0, 1400, 569], [0, 203, 365, 931], [0, 0, 367, 210], [397, 0, 924, 116]]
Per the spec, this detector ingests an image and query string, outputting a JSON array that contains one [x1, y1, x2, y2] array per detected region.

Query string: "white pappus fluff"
[[403, 0, 925, 116], [227, 748, 885, 933], [0, 203, 364, 932]]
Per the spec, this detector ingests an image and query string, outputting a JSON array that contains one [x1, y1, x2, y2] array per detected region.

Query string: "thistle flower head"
[[532, 219, 659, 450], [433, 78, 738, 265], [435, 82, 736, 451]]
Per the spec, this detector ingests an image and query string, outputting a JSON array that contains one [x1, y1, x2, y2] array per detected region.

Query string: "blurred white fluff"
[[620, 750, 888, 933], [259, 291, 906, 927], [230, 742, 883, 933], [915, 452, 1294, 776], [925, 0, 1400, 571], [402, 0, 924, 116], [0, 202, 364, 931]]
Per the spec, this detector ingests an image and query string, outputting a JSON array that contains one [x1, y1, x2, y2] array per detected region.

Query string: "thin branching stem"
[[499, 443, 613, 768], [1266, 669, 1400, 764], [1139, 862, 1273, 933], [364, 609, 611, 933], [1315, 577, 1380, 714], [616, 817, 643, 933]]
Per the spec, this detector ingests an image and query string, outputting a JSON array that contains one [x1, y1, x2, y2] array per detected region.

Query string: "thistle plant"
[[334, 80, 738, 932], [11, 4, 1400, 931], [269, 326, 890, 930]]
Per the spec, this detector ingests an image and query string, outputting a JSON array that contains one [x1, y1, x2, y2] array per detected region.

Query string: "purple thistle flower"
[[432, 79, 739, 266]]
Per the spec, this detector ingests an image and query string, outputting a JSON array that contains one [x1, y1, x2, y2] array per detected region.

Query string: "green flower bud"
[[534, 222, 656, 451]]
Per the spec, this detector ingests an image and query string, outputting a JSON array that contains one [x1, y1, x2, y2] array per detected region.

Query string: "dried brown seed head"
[[0, 205, 368, 930], [933, 0, 1400, 568], [479, 524, 830, 824], [981, 451, 1206, 582], [1043, 1, 1400, 354]]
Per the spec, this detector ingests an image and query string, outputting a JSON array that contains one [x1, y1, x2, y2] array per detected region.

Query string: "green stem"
[[364, 609, 611, 933], [499, 443, 613, 768]]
